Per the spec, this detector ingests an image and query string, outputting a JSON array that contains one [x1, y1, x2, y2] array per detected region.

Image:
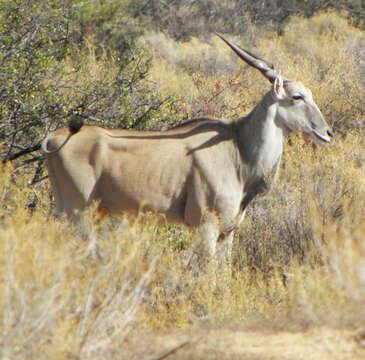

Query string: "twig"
[[2, 143, 41, 163], [30, 175, 48, 185], [78, 281, 125, 353], [207, 80, 243, 105], [56, 83, 90, 96], [148, 341, 190, 360], [20, 156, 45, 166], [133, 97, 171, 128]]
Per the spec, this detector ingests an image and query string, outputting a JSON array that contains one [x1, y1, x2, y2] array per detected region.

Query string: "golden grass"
[[0, 139, 364, 357], [0, 165, 160, 358], [145, 11, 364, 130], [0, 10, 364, 359]]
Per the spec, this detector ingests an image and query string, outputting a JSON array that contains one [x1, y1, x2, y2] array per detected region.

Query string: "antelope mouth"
[[312, 130, 332, 144]]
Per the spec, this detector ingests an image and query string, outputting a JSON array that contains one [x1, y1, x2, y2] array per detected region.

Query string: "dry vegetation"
[[0, 11, 364, 359]]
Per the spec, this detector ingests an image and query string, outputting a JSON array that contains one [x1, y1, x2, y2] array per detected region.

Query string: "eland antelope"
[[41, 34, 333, 257]]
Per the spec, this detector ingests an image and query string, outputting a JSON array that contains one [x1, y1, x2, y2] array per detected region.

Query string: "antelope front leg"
[[217, 220, 238, 267], [200, 217, 220, 257], [184, 216, 219, 272]]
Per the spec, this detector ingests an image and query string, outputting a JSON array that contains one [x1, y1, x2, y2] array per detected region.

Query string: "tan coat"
[[42, 35, 333, 256]]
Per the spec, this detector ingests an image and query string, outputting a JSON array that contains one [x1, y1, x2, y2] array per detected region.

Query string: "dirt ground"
[[122, 325, 365, 360]]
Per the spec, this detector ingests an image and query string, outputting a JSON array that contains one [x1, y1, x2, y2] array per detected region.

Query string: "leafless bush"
[[0, 1, 172, 168], [131, 0, 365, 40]]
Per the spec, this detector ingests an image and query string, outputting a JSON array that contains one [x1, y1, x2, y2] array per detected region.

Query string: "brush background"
[[0, 1, 364, 359]]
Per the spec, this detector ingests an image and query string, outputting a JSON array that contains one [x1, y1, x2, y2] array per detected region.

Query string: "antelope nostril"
[[327, 129, 334, 138]]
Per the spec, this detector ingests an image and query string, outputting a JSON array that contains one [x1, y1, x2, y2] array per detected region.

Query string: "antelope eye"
[[292, 94, 303, 100]]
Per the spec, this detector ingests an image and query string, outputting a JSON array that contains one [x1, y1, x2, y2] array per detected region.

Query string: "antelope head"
[[217, 33, 334, 145]]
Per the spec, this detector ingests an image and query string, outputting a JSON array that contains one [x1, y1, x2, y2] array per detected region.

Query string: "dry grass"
[[119, 326, 365, 359], [145, 11, 364, 130], [0, 11, 364, 359], [1, 159, 364, 358], [0, 165, 160, 358]]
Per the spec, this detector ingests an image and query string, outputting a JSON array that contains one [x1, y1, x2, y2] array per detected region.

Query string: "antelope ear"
[[272, 76, 285, 100]]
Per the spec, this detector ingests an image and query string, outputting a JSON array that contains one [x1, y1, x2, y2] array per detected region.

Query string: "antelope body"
[[42, 34, 333, 256]]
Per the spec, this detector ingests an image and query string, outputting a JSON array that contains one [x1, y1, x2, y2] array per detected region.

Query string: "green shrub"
[[0, 0, 172, 168]]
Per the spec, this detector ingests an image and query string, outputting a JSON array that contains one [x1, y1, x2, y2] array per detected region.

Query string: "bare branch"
[[147, 341, 190, 360], [2, 144, 41, 163]]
